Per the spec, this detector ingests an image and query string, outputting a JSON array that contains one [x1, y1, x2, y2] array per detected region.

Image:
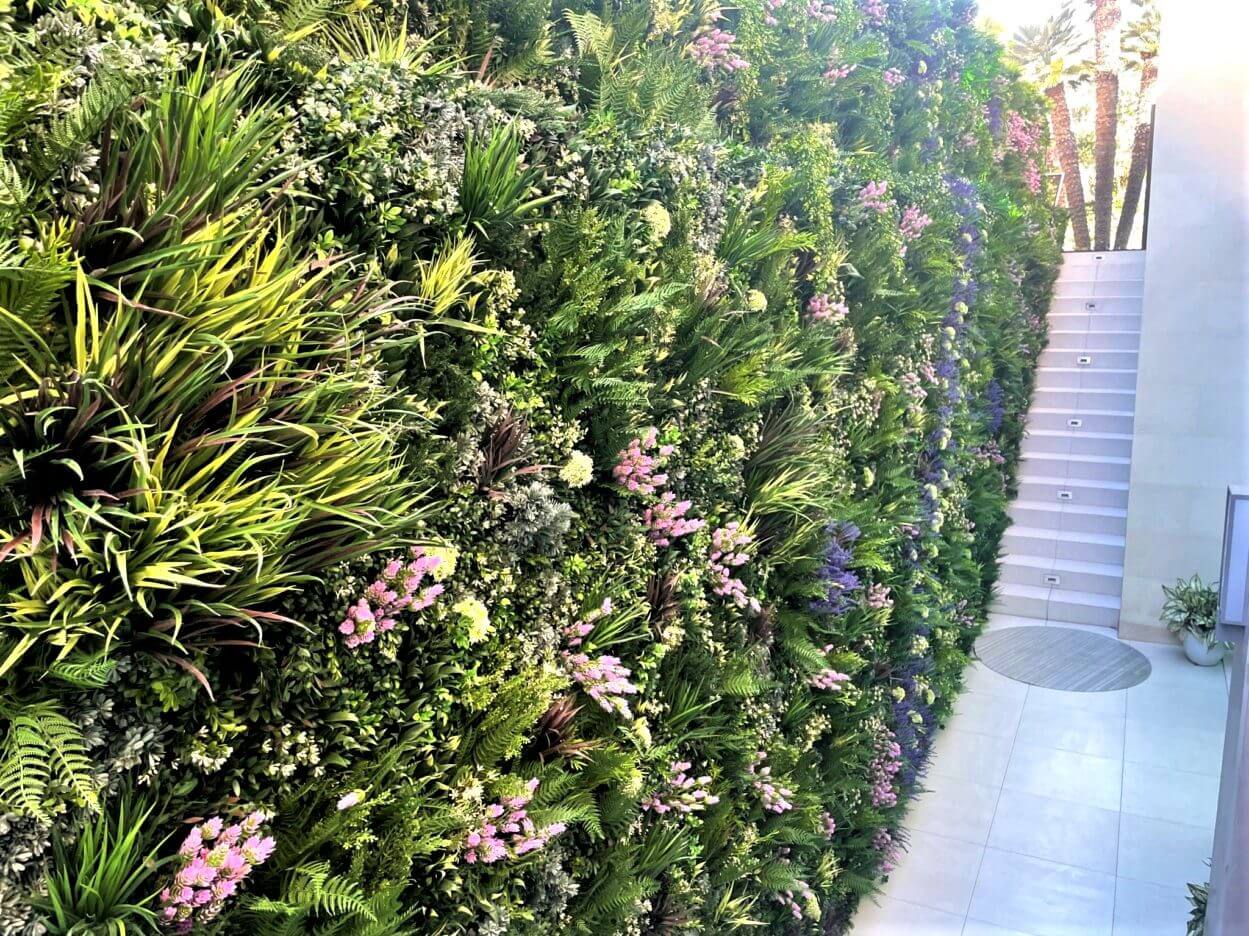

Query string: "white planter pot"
[[1183, 631, 1227, 666]]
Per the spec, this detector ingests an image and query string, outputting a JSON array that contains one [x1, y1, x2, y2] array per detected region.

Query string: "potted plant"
[[1161, 575, 1226, 666]]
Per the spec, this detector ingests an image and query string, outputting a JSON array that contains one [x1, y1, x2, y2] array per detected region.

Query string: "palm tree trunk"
[[1114, 55, 1158, 249], [1046, 83, 1091, 250], [1092, 0, 1122, 250]]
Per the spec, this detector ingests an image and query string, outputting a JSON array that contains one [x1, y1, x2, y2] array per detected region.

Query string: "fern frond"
[[29, 69, 133, 179]]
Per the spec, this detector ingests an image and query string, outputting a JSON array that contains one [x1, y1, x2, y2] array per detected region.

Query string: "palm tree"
[[1011, 6, 1092, 250], [1090, 0, 1122, 250], [1114, 0, 1160, 249]]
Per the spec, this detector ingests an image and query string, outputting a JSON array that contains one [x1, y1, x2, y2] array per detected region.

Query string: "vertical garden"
[[0, 0, 1060, 932]]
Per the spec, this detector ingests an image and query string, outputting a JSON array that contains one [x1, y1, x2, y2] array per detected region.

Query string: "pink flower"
[[241, 835, 276, 865]]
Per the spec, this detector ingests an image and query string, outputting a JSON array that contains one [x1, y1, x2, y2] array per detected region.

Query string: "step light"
[[1042, 574, 1062, 586], [1077, 355, 1093, 366], [1057, 491, 1074, 501], [1085, 301, 1097, 310], [1094, 254, 1105, 261], [1067, 418, 1083, 428]]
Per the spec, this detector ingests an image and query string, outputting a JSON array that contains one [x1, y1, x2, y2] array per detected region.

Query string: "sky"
[[976, 0, 1073, 40]]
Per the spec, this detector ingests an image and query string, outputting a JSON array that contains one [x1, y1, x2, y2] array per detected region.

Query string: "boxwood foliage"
[[0, 0, 1059, 932]]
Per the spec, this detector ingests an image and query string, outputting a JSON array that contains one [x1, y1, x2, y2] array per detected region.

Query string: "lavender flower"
[[641, 760, 720, 816], [811, 521, 862, 615]]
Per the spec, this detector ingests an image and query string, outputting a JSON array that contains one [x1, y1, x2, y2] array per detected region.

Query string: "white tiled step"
[[1009, 500, 1128, 536], [1049, 296, 1142, 316], [1048, 312, 1142, 332], [1022, 429, 1133, 459], [1035, 367, 1138, 391], [1032, 387, 1136, 411], [1003, 525, 1126, 565], [992, 582, 1052, 618], [1016, 475, 1130, 509], [1020, 452, 1132, 483], [1061, 250, 1146, 272], [998, 554, 1124, 596], [1027, 408, 1135, 434], [1054, 280, 1144, 299], [1038, 348, 1139, 370], [1048, 330, 1142, 351], [1049, 587, 1121, 627]]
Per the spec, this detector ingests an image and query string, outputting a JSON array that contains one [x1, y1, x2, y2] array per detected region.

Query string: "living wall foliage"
[[0, 0, 1059, 932]]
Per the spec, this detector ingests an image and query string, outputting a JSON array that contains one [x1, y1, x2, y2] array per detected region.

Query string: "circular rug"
[[974, 626, 1151, 692]]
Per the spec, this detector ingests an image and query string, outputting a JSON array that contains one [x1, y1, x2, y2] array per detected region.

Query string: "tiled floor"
[[852, 614, 1228, 936]]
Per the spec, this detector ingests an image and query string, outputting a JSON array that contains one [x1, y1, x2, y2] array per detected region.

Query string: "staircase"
[[993, 251, 1145, 629]]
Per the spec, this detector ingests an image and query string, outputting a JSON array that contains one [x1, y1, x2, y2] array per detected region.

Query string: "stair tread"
[[1010, 499, 1127, 518], [1021, 452, 1131, 464], [1025, 428, 1134, 441], [1017, 474, 1130, 490], [1048, 588, 1122, 610], [1029, 407, 1136, 418], [1049, 330, 1142, 336], [1000, 553, 1124, 577], [1037, 366, 1139, 374], [1005, 524, 1126, 546], [996, 582, 1051, 599]]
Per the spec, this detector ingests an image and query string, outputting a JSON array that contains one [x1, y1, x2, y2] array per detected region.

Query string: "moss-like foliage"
[[0, 0, 1059, 933]]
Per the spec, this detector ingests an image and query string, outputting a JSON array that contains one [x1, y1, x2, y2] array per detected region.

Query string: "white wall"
[[1118, 0, 1249, 642]]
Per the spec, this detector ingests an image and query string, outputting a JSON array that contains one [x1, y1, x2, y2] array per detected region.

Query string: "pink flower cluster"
[[748, 751, 795, 813], [773, 880, 815, 920], [562, 647, 639, 719], [873, 827, 900, 873], [764, 0, 785, 25], [709, 522, 760, 613], [1004, 111, 1042, 156], [809, 668, 851, 691], [159, 812, 274, 932], [823, 61, 854, 82], [869, 730, 902, 808], [613, 428, 673, 495], [883, 67, 905, 87], [861, 0, 888, 26], [865, 582, 894, 610], [338, 547, 444, 649], [1024, 159, 1042, 194], [641, 760, 720, 816], [858, 180, 892, 214], [821, 810, 837, 839], [644, 491, 706, 546], [807, 293, 849, 323], [689, 27, 749, 72], [898, 205, 933, 242], [563, 596, 613, 648], [806, 0, 838, 22], [463, 779, 566, 864]]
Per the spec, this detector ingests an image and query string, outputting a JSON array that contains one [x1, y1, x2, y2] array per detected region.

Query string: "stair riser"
[[1032, 388, 1137, 410], [1008, 505, 1127, 537], [1020, 453, 1131, 483], [1035, 368, 1139, 391], [991, 589, 1049, 620], [1038, 349, 1139, 370], [1054, 281, 1145, 299], [1002, 531, 1126, 565], [1048, 331, 1142, 351], [1027, 411, 1135, 434], [1049, 297, 1143, 316], [1048, 593, 1121, 628], [1021, 434, 1134, 459], [1017, 480, 1130, 509], [998, 562, 1124, 597], [1047, 313, 1142, 332], [1061, 252, 1146, 273]]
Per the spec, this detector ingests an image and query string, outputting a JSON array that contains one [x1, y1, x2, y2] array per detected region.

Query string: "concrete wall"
[[1118, 0, 1249, 642]]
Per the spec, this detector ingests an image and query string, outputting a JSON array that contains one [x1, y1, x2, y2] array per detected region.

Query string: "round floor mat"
[[974, 626, 1151, 692]]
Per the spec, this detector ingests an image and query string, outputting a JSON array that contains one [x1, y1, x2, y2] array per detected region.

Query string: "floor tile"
[[964, 661, 1030, 701], [954, 691, 1027, 739], [1004, 742, 1123, 812], [968, 848, 1115, 936], [1126, 680, 1228, 733], [1124, 716, 1223, 776], [1126, 640, 1228, 693], [908, 774, 1001, 845], [852, 896, 965, 935], [1121, 762, 1220, 828], [1112, 878, 1193, 936], [962, 920, 1041, 936], [1016, 704, 1125, 760], [929, 728, 1015, 786], [988, 789, 1120, 874], [882, 829, 983, 916], [1116, 813, 1213, 887], [1027, 685, 1128, 717]]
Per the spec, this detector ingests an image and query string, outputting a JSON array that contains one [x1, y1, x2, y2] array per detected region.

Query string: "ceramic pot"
[[1183, 631, 1227, 666]]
